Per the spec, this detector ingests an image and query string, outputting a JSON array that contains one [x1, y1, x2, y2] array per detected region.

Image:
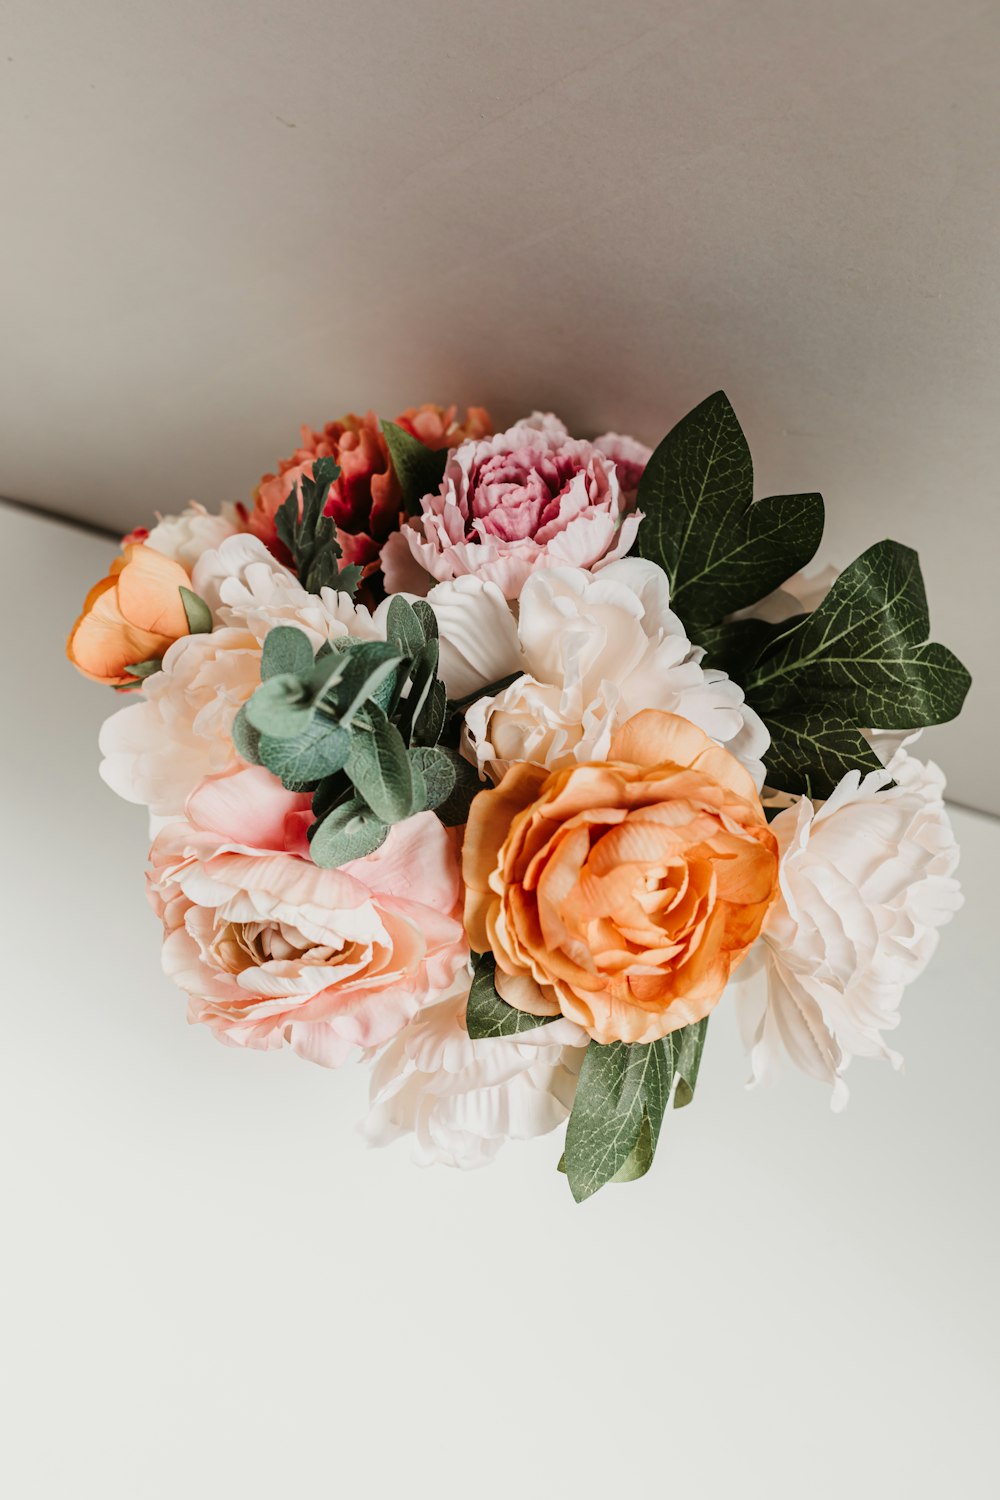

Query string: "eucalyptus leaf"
[[258, 720, 352, 786], [309, 798, 388, 866], [465, 951, 557, 1039], [381, 420, 449, 515], [397, 639, 440, 744], [411, 599, 439, 642], [323, 643, 405, 726], [231, 703, 262, 765], [563, 1038, 672, 1203], [435, 751, 484, 827], [261, 625, 315, 681], [179, 586, 213, 635], [385, 595, 427, 655], [347, 705, 415, 822], [244, 675, 314, 738], [275, 455, 360, 597], [407, 746, 456, 811], [634, 391, 824, 630]]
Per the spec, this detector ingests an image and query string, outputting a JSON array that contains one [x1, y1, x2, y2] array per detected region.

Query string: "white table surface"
[[2, 502, 997, 1498]]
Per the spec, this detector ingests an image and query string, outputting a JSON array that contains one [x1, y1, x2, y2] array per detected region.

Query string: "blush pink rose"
[[380, 413, 648, 599], [147, 766, 469, 1067]]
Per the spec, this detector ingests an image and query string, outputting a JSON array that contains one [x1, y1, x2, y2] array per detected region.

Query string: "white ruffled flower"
[[144, 501, 241, 569], [361, 984, 588, 1168], [99, 535, 383, 819], [735, 750, 962, 1109], [428, 558, 769, 789]]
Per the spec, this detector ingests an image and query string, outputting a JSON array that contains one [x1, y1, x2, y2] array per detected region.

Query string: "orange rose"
[[463, 710, 779, 1045], [66, 543, 194, 686], [250, 404, 492, 567]]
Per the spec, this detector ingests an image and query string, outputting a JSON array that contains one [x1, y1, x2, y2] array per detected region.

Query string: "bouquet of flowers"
[[67, 394, 970, 1200]]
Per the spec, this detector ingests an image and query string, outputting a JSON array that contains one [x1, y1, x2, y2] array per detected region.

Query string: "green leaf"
[[563, 1038, 672, 1203], [411, 599, 439, 642], [407, 746, 456, 811], [274, 456, 361, 597], [435, 750, 485, 827], [244, 675, 314, 738], [634, 391, 824, 630], [672, 1018, 709, 1109], [397, 639, 440, 744], [179, 586, 213, 635], [347, 705, 415, 822], [318, 643, 404, 726], [261, 625, 315, 681], [747, 541, 971, 726], [381, 420, 449, 515], [465, 951, 557, 1039], [610, 1113, 656, 1182], [309, 797, 388, 866], [756, 712, 884, 800], [697, 616, 803, 679], [258, 720, 352, 787], [231, 703, 262, 765], [385, 595, 427, 655], [122, 657, 162, 680]]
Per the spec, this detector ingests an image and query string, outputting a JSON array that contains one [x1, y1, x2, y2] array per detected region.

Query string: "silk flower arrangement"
[[67, 395, 970, 1201]]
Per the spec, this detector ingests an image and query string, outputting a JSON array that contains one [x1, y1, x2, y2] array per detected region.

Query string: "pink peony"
[[147, 767, 469, 1067], [380, 413, 648, 599]]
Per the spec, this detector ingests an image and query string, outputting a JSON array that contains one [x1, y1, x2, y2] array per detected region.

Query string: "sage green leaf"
[[309, 798, 388, 866], [407, 746, 456, 811], [563, 1038, 672, 1203], [413, 679, 447, 749], [672, 1017, 709, 1109], [321, 643, 404, 726], [397, 639, 440, 744], [179, 586, 213, 635], [435, 750, 485, 827], [261, 625, 315, 681], [259, 720, 352, 787], [245, 675, 314, 738], [385, 595, 427, 655], [275, 455, 360, 597], [411, 599, 439, 642], [381, 420, 449, 515], [311, 769, 353, 822], [634, 391, 824, 629], [123, 657, 162, 680], [231, 703, 262, 765], [465, 951, 557, 1039], [347, 705, 415, 822], [747, 540, 972, 730]]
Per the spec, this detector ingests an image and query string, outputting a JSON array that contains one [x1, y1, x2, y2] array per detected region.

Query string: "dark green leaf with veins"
[[465, 951, 557, 1039], [381, 421, 449, 516], [634, 391, 824, 632], [309, 797, 388, 866], [563, 1038, 673, 1203]]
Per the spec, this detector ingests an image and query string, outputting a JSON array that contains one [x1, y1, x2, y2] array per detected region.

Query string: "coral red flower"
[[250, 404, 492, 574]]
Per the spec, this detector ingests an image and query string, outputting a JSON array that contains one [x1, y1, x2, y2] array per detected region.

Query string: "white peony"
[[735, 750, 962, 1109], [428, 558, 770, 788], [144, 501, 241, 569], [99, 535, 383, 819], [361, 984, 588, 1168]]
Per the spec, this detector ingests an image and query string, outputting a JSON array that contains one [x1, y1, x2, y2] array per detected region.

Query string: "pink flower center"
[[468, 449, 579, 543]]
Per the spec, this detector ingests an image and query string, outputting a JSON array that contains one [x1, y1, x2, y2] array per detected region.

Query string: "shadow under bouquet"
[[68, 395, 971, 1200]]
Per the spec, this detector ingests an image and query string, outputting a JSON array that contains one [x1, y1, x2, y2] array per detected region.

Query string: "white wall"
[[1, 0, 998, 810], [2, 500, 998, 1497]]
